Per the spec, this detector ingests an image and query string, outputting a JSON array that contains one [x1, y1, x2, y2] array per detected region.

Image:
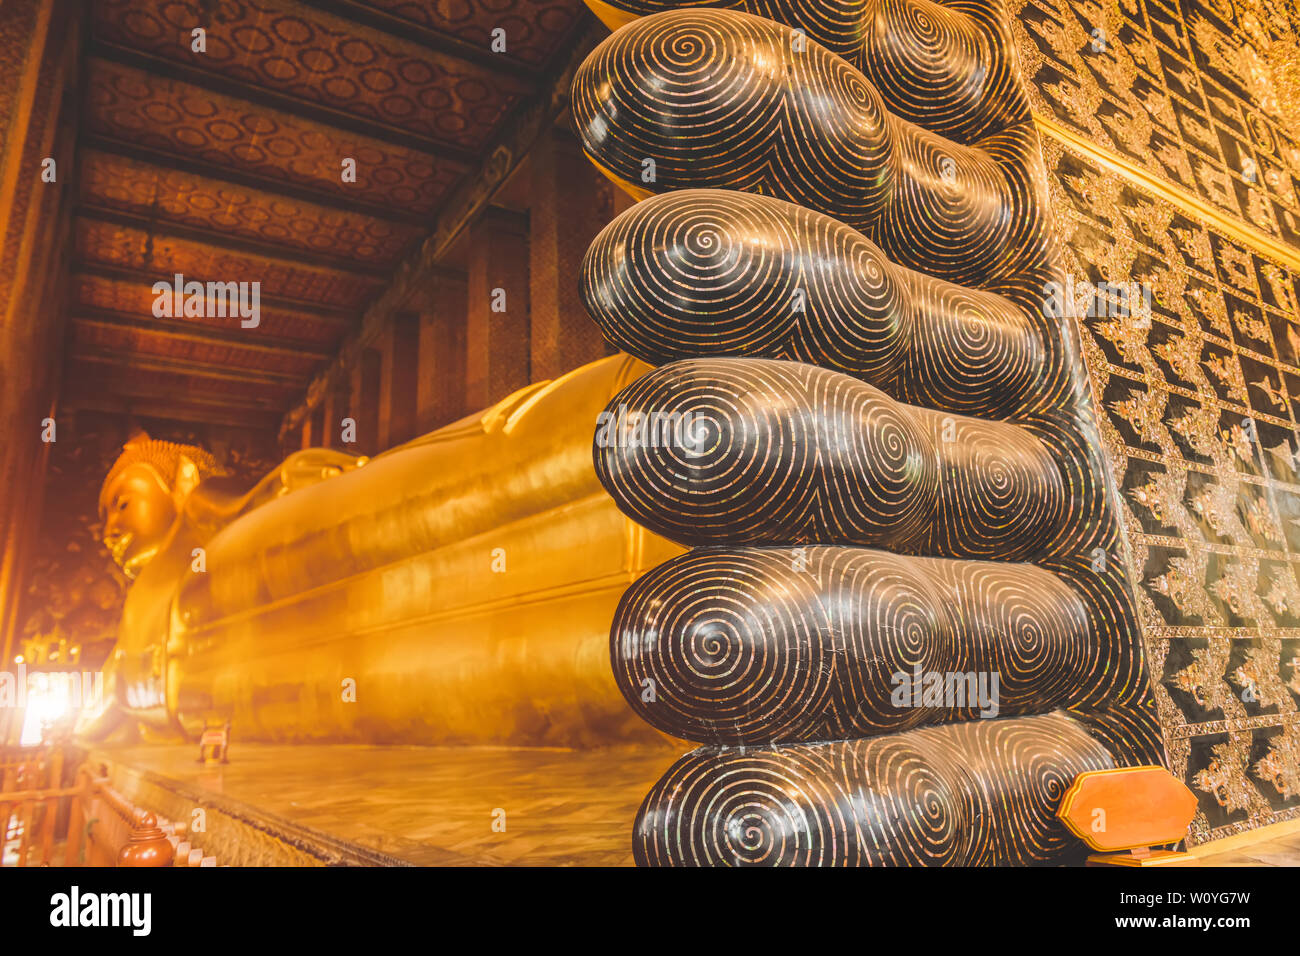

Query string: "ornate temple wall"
[[1014, 0, 1300, 842], [0, 0, 80, 671]]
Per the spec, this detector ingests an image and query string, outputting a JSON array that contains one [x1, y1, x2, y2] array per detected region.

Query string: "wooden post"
[[352, 348, 382, 457], [16, 798, 33, 866], [0, 798, 11, 860], [118, 811, 173, 867], [37, 747, 62, 865], [381, 312, 420, 448], [63, 768, 87, 867], [466, 206, 531, 410], [416, 274, 467, 433]]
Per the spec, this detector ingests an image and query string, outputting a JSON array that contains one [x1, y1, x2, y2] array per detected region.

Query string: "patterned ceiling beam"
[[84, 134, 429, 229], [309, 0, 542, 82], [77, 205, 386, 279], [73, 262, 359, 335], [62, 372, 288, 411], [75, 262, 358, 328], [277, 18, 608, 443], [72, 308, 335, 360], [70, 345, 307, 388], [88, 44, 480, 165], [60, 394, 284, 430]]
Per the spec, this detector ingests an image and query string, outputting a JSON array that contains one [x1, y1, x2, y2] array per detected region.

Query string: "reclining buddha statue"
[[86, 356, 684, 748], [87, 0, 1165, 865]]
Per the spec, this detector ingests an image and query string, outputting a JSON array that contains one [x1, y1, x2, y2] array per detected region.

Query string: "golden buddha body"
[[91, 355, 680, 747]]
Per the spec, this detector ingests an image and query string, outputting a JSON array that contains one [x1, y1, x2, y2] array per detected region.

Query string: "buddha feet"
[[574, 0, 1163, 865]]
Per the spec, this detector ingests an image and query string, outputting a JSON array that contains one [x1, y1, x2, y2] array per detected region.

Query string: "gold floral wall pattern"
[[1009, 0, 1300, 843], [1017, 0, 1300, 245]]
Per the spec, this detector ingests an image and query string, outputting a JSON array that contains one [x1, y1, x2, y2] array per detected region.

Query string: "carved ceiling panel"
[[85, 60, 462, 217], [73, 274, 348, 346], [67, 1, 590, 423], [92, 0, 531, 149], [64, 360, 301, 405], [75, 218, 385, 310], [79, 148, 423, 265], [70, 320, 324, 378], [353, 0, 583, 66]]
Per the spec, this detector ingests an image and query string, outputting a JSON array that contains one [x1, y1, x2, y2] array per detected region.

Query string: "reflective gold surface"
[[90, 742, 687, 866], [96, 354, 684, 747]]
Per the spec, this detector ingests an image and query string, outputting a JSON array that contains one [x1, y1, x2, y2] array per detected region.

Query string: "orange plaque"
[[1058, 766, 1198, 853]]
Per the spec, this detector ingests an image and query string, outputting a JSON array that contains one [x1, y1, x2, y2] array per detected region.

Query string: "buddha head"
[[98, 433, 220, 578]]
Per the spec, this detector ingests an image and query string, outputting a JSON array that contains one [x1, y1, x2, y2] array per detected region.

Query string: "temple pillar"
[[308, 404, 325, 449], [381, 312, 420, 448], [0, 0, 79, 668], [529, 129, 624, 380], [300, 407, 316, 450], [417, 273, 468, 433], [352, 348, 382, 457], [321, 377, 349, 450], [466, 206, 530, 410]]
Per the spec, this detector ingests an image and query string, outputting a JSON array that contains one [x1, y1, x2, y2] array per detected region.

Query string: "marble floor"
[[95, 742, 685, 866], [1191, 824, 1300, 867], [88, 743, 1300, 866]]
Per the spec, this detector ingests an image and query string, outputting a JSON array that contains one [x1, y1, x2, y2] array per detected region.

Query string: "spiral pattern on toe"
[[934, 560, 1087, 712], [580, 0, 1031, 141], [916, 410, 1065, 559], [613, 547, 950, 741], [582, 189, 1046, 417], [634, 711, 1113, 866], [571, 8, 1042, 286], [858, 0, 1030, 140], [595, 358, 1065, 557], [612, 546, 1089, 743], [573, 10, 897, 226]]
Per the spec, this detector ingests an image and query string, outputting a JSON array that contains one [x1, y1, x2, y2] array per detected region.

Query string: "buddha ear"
[[174, 455, 203, 502]]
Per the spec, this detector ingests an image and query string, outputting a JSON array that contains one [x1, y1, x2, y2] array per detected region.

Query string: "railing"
[[0, 744, 68, 866], [0, 746, 217, 866]]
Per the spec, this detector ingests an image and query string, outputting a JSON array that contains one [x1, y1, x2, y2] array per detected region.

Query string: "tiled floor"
[[96, 743, 685, 866]]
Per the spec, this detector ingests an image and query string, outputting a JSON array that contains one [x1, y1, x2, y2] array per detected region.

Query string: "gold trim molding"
[[1034, 111, 1300, 275]]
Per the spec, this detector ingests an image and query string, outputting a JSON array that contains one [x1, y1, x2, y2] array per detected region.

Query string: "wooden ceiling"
[[64, 0, 588, 432]]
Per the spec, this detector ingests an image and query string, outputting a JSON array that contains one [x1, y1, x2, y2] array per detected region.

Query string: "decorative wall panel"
[[1018, 0, 1300, 245], [1018, 0, 1300, 843]]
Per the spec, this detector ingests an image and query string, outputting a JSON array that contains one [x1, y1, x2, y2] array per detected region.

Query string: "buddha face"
[[100, 463, 178, 578]]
